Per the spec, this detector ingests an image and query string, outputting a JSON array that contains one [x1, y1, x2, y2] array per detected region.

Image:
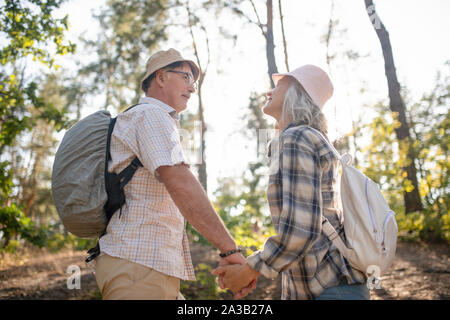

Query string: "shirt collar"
[[138, 96, 180, 120], [281, 121, 302, 133]]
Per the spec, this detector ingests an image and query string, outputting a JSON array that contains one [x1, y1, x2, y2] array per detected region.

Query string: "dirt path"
[[0, 241, 448, 300], [0, 248, 99, 300]]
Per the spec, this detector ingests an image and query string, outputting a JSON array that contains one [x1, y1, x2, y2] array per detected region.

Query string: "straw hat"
[[140, 48, 200, 92]]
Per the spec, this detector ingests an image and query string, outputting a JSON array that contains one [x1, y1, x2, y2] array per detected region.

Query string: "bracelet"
[[219, 248, 242, 258]]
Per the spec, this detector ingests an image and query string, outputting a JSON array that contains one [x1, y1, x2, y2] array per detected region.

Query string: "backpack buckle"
[[130, 157, 142, 170], [85, 243, 100, 263]]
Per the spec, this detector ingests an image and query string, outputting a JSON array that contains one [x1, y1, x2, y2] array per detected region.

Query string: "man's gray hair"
[[281, 81, 328, 134]]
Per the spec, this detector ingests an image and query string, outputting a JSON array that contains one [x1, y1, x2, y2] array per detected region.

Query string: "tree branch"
[[278, 0, 289, 71], [249, 0, 266, 36]]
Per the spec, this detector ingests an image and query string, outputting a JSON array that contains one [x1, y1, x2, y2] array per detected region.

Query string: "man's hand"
[[213, 253, 258, 299], [214, 253, 258, 299], [212, 263, 259, 299], [217, 253, 247, 290]]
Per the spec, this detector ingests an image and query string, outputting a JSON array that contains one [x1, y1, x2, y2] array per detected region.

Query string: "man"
[[94, 48, 254, 300]]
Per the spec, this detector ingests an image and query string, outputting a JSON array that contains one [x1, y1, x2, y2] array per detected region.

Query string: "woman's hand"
[[212, 263, 259, 299], [216, 257, 257, 299]]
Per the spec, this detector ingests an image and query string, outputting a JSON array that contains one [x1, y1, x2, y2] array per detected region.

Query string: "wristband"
[[219, 248, 242, 258]]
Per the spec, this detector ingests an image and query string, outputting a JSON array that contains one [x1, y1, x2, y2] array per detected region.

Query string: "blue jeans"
[[315, 280, 370, 300]]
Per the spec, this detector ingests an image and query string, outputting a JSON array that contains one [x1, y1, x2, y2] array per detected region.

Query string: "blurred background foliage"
[[0, 0, 448, 262]]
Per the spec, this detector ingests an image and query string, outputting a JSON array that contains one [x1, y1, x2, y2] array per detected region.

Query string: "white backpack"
[[309, 127, 398, 281]]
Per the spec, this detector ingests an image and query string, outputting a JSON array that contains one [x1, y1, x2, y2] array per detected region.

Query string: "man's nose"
[[188, 85, 195, 93]]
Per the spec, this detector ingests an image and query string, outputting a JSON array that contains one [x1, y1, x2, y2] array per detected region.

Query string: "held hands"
[[211, 253, 259, 299]]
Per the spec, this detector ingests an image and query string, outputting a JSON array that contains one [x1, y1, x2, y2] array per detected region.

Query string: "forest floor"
[[0, 241, 448, 300]]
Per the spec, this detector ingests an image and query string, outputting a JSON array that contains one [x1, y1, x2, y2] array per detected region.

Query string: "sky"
[[53, 0, 450, 197]]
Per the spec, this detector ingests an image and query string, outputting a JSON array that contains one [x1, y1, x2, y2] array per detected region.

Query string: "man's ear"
[[155, 69, 165, 88]]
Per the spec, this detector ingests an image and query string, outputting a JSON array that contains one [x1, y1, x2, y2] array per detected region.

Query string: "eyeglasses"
[[166, 70, 198, 90]]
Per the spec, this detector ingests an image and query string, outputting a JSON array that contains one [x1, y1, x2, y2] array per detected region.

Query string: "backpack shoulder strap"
[[105, 101, 142, 170], [322, 218, 351, 257], [107, 103, 144, 189], [117, 157, 143, 189], [304, 126, 354, 256], [304, 126, 342, 161], [123, 103, 142, 113], [106, 117, 117, 166]]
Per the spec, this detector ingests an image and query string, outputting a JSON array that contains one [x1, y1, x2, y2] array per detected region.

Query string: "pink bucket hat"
[[272, 65, 334, 109]]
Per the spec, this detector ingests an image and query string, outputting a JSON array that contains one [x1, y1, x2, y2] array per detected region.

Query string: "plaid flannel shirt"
[[247, 124, 366, 299]]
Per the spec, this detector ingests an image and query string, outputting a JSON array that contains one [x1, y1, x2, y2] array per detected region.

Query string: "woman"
[[212, 65, 370, 300]]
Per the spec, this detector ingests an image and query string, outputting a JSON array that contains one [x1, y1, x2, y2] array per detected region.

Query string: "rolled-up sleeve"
[[247, 131, 323, 279], [134, 108, 187, 176]]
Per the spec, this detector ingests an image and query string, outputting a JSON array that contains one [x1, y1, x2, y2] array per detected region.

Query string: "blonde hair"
[[281, 81, 328, 134]]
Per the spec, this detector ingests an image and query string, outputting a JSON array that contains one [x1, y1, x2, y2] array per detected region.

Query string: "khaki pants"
[[95, 254, 184, 300]]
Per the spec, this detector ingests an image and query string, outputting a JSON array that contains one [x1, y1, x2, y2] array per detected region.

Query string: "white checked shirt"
[[99, 97, 196, 281]]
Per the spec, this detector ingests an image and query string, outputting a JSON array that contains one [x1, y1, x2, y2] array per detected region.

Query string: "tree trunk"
[[266, 0, 278, 88], [229, 1, 279, 87], [197, 86, 208, 192], [364, 0, 422, 213], [187, 1, 208, 192]]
